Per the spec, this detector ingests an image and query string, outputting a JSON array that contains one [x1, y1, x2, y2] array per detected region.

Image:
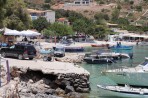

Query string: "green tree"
[[111, 8, 120, 22], [116, 18, 129, 25], [136, 6, 142, 12], [47, 22, 74, 36], [0, 0, 7, 8], [42, 29, 54, 37], [3, 0, 31, 30], [0, 0, 7, 28], [130, 1, 134, 5], [94, 25, 108, 39], [72, 19, 87, 33], [33, 17, 49, 32]]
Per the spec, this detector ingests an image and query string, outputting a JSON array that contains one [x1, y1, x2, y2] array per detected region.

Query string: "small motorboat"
[[84, 51, 131, 64], [84, 54, 115, 64], [91, 44, 107, 47], [109, 45, 133, 50], [109, 42, 133, 50], [97, 84, 148, 98]]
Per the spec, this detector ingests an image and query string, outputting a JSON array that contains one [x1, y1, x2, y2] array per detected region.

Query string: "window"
[[75, 2, 80, 4]]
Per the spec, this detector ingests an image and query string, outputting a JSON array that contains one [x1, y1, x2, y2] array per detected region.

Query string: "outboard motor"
[[128, 53, 133, 59]]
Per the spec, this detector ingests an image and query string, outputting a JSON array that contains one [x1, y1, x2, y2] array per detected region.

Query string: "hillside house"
[[27, 9, 55, 23], [74, 0, 91, 5], [64, 0, 92, 6], [57, 18, 70, 25]]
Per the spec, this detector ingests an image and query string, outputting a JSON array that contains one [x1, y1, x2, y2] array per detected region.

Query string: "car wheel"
[[29, 58, 33, 60], [63, 54, 65, 57], [1, 52, 6, 58], [18, 54, 23, 60]]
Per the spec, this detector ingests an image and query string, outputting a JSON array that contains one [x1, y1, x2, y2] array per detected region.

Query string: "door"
[[8, 45, 15, 57]]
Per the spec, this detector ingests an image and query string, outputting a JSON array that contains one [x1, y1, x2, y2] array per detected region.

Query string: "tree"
[[0, 0, 7, 8], [47, 22, 74, 36], [33, 17, 49, 32], [136, 6, 142, 12], [72, 19, 87, 33], [94, 25, 108, 39], [129, 1, 134, 5], [42, 29, 54, 37], [115, 18, 129, 25], [0, 0, 7, 28], [3, 0, 31, 30], [111, 8, 120, 22]]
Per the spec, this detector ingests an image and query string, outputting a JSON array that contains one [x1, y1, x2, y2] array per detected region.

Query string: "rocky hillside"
[[25, 0, 148, 26]]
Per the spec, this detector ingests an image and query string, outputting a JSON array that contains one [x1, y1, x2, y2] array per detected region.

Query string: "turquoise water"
[[81, 46, 148, 98]]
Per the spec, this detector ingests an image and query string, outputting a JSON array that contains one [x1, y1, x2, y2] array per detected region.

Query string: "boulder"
[[65, 86, 75, 93], [44, 89, 55, 95], [55, 88, 65, 95]]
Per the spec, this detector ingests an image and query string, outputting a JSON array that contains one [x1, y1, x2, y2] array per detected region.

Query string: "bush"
[[136, 6, 142, 12]]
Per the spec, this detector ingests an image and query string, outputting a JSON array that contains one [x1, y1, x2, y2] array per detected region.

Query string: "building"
[[74, 0, 91, 5], [27, 9, 55, 23], [64, 0, 92, 6], [57, 18, 70, 25]]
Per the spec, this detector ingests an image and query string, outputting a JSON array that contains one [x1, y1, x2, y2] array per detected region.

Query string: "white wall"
[[45, 11, 55, 23]]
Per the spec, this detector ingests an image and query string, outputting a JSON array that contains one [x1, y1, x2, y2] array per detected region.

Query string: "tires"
[[47, 57, 52, 61], [18, 54, 23, 60], [1, 52, 6, 58], [29, 58, 33, 60]]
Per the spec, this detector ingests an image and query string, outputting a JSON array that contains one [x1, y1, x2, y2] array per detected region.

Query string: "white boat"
[[97, 84, 148, 98], [102, 57, 148, 87], [100, 52, 131, 59], [138, 42, 148, 46]]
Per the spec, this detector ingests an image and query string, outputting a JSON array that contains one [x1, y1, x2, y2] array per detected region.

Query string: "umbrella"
[[4, 28, 21, 35], [20, 30, 41, 36]]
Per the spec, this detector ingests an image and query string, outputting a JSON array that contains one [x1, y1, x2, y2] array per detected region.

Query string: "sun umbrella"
[[20, 30, 41, 36]]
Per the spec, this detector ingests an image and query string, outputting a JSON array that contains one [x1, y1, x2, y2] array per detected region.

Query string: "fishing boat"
[[84, 54, 115, 64], [91, 44, 107, 47], [84, 51, 131, 64], [109, 45, 133, 50], [102, 57, 148, 87], [109, 42, 133, 50], [97, 84, 148, 98]]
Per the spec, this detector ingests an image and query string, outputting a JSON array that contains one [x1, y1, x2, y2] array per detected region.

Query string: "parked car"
[[54, 45, 65, 57], [0, 43, 36, 60]]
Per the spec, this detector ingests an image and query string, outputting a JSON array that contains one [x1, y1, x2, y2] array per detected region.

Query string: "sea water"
[[81, 46, 148, 98]]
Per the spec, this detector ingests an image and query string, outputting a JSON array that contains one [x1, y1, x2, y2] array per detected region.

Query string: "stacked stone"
[[56, 73, 90, 93]]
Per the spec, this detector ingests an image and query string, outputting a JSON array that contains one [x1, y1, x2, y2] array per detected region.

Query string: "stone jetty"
[[0, 58, 90, 98]]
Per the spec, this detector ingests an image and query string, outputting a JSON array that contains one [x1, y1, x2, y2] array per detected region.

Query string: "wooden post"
[[6, 60, 10, 83]]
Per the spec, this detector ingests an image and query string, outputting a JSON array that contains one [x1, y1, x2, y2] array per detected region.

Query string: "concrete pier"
[[0, 58, 90, 98]]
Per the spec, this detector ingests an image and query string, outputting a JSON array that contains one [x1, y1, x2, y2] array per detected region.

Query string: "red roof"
[[57, 18, 67, 21]]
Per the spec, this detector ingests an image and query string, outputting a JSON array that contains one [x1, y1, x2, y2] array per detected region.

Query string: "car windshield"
[[55, 48, 64, 51], [25, 46, 36, 51]]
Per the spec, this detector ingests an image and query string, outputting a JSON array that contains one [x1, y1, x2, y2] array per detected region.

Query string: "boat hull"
[[91, 44, 107, 47], [65, 47, 84, 52], [97, 85, 148, 98], [110, 46, 133, 50], [84, 58, 114, 64], [104, 72, 148, 87]]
